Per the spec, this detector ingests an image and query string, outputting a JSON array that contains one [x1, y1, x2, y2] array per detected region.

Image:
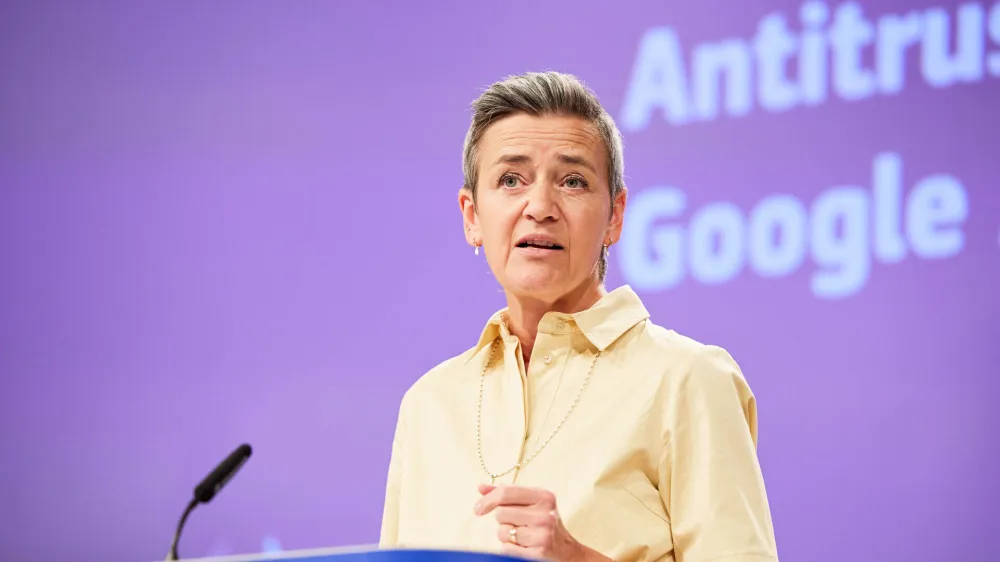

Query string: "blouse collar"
[[467, 285, 651, 362]]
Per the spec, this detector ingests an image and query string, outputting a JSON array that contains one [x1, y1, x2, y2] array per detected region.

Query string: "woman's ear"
[[608, 186, 628, 244], [458, 187, 479, 246]]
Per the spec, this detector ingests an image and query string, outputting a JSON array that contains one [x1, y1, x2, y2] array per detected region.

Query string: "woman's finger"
[[496, 523, 548, 548], [477, 485, 557, 515], [494, 505, 556, 527]]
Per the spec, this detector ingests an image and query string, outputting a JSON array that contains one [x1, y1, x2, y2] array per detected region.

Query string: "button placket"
[[522, 328, 575, 459]]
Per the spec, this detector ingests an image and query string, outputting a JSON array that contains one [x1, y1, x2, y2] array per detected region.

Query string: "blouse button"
[[544, 354, 552, 364]]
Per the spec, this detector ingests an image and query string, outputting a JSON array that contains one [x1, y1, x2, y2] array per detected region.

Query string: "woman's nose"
[[523, 183, 559, 222]]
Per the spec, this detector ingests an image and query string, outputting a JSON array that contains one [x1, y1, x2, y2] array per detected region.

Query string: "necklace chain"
[[476, 337, 601, 484]]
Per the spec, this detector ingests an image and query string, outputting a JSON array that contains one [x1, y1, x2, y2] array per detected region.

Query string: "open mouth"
[[516, 239, 564, 251]]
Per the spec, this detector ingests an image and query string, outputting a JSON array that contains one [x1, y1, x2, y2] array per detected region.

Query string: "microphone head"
[[193, 443, 252, 504]]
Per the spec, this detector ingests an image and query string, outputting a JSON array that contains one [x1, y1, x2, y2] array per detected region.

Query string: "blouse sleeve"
[[658, 346, 779, 562], [378, 394, 408, 547]]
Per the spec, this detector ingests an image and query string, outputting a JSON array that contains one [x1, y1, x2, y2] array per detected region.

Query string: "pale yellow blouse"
[[379, 286, 778, 562]]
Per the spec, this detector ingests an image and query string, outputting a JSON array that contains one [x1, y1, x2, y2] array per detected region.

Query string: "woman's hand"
[[474, 484, 611, 562]]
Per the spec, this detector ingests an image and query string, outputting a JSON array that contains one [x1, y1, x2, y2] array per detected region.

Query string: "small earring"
[[475, 244, 480, 256]]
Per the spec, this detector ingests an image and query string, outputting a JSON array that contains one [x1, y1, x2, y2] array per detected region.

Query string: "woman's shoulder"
[[634, 320, 732, 357], [630, 320, 750, 390], [397, 345, 485, 407]]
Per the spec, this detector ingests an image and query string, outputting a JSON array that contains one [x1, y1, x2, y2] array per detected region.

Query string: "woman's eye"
[[566, 177, 588, 189], [501, 175, 519, 188]]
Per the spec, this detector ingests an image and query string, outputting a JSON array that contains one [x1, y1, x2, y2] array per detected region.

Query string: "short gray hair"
[[461, 71, 625, 281]]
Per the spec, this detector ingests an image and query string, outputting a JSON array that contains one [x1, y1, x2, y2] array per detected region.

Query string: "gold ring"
[[508, 525, 518, 545]]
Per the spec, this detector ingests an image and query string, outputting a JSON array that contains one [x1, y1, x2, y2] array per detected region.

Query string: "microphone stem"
[[167, 498, 199, 561]]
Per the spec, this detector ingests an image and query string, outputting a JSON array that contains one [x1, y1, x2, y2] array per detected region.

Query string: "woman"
[[379, 71, 778, 562]]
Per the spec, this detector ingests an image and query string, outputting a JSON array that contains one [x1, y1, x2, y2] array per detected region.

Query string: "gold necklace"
[[475, 337, 601, 484]]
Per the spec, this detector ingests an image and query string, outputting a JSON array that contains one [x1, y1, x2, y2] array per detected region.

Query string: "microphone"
[[166, 443, 253, 561]]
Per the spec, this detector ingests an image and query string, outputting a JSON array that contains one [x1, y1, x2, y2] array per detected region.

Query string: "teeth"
[[518, 238, 561, 248]]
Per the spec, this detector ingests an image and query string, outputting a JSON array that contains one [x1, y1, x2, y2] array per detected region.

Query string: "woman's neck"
[[505, 279, 607, 367]]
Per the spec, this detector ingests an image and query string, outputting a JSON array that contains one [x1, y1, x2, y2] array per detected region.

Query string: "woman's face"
[[460, 113, 627, 303]]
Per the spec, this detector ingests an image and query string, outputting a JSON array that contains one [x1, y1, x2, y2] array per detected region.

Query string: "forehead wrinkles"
[[489, 122, 600, 153], [501, 125, 597, 144], [481, 123, 605, 175]]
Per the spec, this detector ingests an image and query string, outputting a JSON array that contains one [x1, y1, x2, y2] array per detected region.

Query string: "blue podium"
[[180, 547, 529, 562]]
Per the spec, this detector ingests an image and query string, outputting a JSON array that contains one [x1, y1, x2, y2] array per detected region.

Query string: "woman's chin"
[[503, 270, 572, 298]]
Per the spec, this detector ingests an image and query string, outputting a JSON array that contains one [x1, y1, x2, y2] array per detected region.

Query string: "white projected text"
[[620, 1, 1000, 130], [616, 152, 970, 299]]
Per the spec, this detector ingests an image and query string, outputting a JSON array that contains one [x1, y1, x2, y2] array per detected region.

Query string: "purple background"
[[1, 1, 998, 561]]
